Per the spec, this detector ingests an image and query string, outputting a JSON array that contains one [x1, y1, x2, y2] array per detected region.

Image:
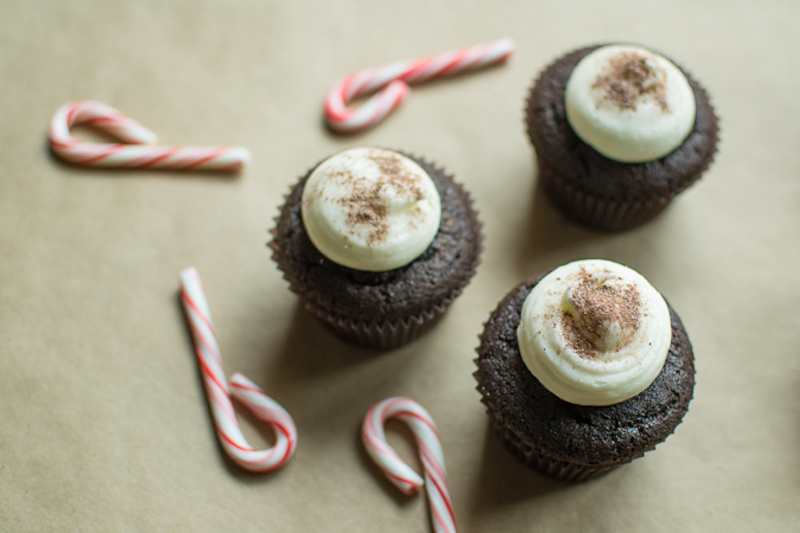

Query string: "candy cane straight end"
[[179, 267, 296, 473], [323, 37, 516, 134], [493, 37, 517, 58], [49, 100, 251, 172], [363, 397, 457, 533]]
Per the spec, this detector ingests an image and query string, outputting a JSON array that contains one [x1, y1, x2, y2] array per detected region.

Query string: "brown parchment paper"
[[2, 1, 799, 531]]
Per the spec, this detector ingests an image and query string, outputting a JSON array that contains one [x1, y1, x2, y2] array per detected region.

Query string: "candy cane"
[[324, 38, 515, 133], [180, 267, 296, 472], [49, 100, 251, 170], [362, 398, 456, 533]]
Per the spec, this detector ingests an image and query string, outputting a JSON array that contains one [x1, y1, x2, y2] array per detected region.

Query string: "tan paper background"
[[2, 1, 799, 531]]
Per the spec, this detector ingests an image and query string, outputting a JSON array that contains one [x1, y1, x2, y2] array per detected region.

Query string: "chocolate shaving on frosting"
[[339, 151, 426, 246], [593, 52, 669, 112], [561, 269, 642, 359]]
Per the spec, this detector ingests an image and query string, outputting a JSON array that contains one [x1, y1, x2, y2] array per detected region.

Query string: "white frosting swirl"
[[565, 44, 696, 163], [517, 259, 671, 406], [301, 147, 441, 272]]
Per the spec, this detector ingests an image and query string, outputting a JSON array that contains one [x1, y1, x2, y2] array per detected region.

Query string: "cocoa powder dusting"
[[338, 152, 427, 246], [593, 52, 669, 112], [341, 179, 389, 245], [561, 270, 642, 359], [370, 153, 425, 202]]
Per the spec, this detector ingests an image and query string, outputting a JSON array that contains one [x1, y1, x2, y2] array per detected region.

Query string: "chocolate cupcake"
[[526, 44, 719, 231], [475, 260, 695, 481], [270, 147, 482, 349]]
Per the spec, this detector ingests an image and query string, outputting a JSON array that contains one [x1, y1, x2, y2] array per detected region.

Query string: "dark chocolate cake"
[[271, 151, 482, 349], [474, 274, 695, 481], [525, 44, 719, 231]]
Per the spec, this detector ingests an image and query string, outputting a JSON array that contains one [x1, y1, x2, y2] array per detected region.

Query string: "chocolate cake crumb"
[[593, 52, 669, 112]]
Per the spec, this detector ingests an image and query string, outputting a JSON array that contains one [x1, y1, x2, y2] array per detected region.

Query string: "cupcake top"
[[565, 44, 696, 163], [517, 259, 671, 406], [301, 147, 442, 272]]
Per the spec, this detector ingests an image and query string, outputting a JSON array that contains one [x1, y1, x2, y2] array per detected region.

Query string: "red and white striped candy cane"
[[49, 100, 251, 171], [324, 38, 515, 133], [362, 397, 456, 533], [180, 267, 297, 472]]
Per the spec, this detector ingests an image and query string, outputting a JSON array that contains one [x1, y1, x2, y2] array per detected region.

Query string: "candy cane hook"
[[49, 100, 250, 171], [362, 397, 457, 533], [324, 38, 515, 133], [180, 267, 297, 472]]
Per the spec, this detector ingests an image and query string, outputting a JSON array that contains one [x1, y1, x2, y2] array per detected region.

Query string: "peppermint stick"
[[50, 100, 250, 171], [362, 397, 456, 533], [180, 267, 296, 472], [324, 38, 515, 133]]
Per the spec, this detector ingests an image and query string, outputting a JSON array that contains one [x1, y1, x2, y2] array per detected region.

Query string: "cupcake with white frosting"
[[475, 260, 695, 481], [526, 44, 719, 231], [271, 147, 482, 349]]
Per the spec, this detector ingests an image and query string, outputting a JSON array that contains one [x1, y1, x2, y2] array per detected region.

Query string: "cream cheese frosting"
[[517, 259, 671, 406], [301, 147, 441, 272], [565, 44, 696, 163]]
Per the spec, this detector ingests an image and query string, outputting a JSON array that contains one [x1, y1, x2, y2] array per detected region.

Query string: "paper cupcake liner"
[[294, 293, 450, 350], [488, 415, 635, 482], [269, 152, 482, 350], [475, 366, 660, 482], [537, 163, 673, 231], [524, 44, 720, 232]]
